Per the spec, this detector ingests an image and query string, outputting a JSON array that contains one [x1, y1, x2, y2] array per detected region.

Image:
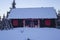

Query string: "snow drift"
[[0, 28, 60, 40]]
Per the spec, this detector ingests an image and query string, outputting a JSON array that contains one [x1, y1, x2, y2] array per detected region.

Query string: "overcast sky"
[[0, 0, 60, 18]]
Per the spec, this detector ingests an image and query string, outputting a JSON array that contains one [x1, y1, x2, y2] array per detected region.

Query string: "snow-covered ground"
[[0, 28, 60, 40]]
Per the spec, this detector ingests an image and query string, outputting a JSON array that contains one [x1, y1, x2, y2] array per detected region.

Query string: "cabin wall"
[[10, 19, 56, 28], [11, 19, 23, 28], [40, 19, 56, 28]]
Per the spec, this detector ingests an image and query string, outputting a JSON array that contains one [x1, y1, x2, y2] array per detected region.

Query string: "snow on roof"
[[0, 28, 60, 40], [8, 7, 57, 19]]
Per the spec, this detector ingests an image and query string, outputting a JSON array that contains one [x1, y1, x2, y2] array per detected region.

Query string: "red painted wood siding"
[[12, 19, 19, 26], [45, 19, 51, 26]]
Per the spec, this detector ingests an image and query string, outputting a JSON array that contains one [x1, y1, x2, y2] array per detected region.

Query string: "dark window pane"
[[34, 20, 38, 25], [25, 19, 31, 25], [19, 19, 23, 27]]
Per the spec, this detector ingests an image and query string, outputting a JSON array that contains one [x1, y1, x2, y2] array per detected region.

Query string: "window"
[[45, 19, 51, 26], [19, 19, 23, 27], [25, 19, 31, 27], [12, 19, 18, 27], [34, 20, 38, 25]]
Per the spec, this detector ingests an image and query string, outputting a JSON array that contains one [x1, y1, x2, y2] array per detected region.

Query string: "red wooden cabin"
[[8, 7, 57, 28]]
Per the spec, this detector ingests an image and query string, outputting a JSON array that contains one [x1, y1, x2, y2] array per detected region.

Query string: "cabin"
[[8, 7, 57, 28]]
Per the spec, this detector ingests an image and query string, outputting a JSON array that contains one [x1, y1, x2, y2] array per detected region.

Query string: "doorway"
[[25, 19, 39, 27]]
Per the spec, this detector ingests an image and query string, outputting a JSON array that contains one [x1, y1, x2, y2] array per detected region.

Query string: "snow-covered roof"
[[8, 7, 57, 19]]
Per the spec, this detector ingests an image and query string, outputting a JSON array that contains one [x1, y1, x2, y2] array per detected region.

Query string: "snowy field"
[[0, 27, 60, 40]]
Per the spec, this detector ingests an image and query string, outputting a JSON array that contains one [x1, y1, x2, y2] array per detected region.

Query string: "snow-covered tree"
[[0, 16, 3, 30], [57, 10, 60, 19], [2, 14, 10, 30], [57, 10, 60, 28]]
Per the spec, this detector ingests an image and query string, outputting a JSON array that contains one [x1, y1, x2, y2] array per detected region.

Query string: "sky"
[[0, 0, 60, 18]]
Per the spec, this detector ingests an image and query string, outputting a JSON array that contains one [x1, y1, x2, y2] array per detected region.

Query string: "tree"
[[2, 14, 11, 30], [57, 10, 60, 28], [0, 16, 3, 30]]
